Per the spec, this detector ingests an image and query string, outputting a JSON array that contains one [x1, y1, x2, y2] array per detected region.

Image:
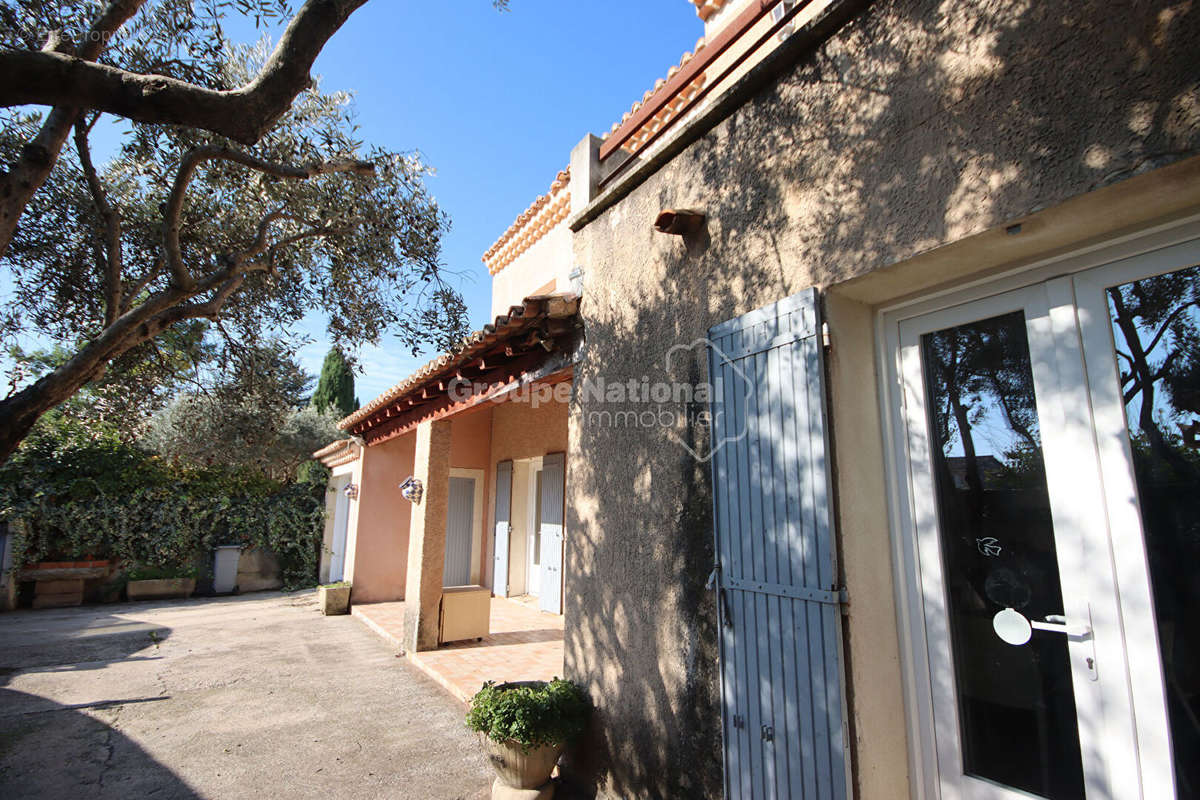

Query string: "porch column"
[[403, 418, 452, 652]]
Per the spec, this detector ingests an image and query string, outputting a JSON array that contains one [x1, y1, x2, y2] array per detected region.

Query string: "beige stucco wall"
[[347, 433, 414, 604], [490, 222, 573, 318], [564, 1, 1200, 797]]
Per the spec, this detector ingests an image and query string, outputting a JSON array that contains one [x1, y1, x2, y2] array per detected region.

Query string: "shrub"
[[0, 414, 325, 589], [466, 679, 590, 753]]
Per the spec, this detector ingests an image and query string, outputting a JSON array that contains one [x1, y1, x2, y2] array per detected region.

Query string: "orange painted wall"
[[450, 405, 493, 470], [348, 432, 415, 604], [450, 405, 494, 581]]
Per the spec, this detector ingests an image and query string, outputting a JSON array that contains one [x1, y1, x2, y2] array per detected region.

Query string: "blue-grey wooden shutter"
[[707, 289, 849, 800], [538, 452, 566, 614], [444, 476, 475, 587], [493, 461, 513, 597]]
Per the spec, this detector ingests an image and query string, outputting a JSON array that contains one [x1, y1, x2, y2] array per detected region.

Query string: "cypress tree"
[[312, 348, 358, 418]]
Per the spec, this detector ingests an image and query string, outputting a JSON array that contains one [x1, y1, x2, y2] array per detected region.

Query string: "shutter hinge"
[[822, 321, 831, 349], [705, 565, 720, 590], [761, 725, 774, 742], [732, 714, 745, 730], [707, 565, 734, 630]]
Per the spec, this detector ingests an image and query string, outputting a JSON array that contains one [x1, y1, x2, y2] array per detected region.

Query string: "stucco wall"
[[490, 223, 574, 317], [565, 1, 1200, 797], [349, 433, 415, 604]]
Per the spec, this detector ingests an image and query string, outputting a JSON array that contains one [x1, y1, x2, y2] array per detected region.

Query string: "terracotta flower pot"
[[482, 737, 564, 791]]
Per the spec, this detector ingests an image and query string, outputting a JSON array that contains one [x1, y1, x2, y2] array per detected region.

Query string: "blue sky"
[[314, 0, 702, 401], [2, 1, 703, 404]]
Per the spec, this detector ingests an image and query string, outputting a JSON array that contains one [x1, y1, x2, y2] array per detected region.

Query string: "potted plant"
[[318, 581, 351, 615], [125, 564, 198, 600], [466, 679, 589, 798]]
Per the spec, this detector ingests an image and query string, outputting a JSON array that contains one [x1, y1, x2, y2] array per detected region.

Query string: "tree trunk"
[[0, 368, 97, 462]]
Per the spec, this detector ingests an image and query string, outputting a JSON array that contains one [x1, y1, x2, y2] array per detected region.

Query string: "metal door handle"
[[1030, 615, 1091, 638]]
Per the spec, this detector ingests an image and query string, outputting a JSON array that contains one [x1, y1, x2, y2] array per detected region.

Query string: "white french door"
[[889, 233, 1200, 799], [329, 475, 350, 583]]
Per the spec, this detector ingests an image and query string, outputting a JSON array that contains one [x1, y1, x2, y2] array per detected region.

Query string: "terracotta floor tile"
[[353, 597, 564, 704]]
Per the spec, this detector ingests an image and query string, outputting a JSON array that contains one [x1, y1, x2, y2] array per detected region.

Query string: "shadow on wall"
[[562, 0, 1199, 797]]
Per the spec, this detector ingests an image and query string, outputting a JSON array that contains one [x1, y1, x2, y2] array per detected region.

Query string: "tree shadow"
[[0, 688, 200, 799], [561, 0, 1200, 796], [0, 615, 172, 679]]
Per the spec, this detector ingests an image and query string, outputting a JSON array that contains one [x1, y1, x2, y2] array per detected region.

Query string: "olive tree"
[[144, 342, 342, 480], [0, 0, 495, 462]]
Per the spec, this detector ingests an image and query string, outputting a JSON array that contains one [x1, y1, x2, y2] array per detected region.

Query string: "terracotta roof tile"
[[338, 293, 581, 432], [484, 8, 720, 273], [312, 438, 361, 467], [690, 0, 732, 21], [601, 37, 709, 152], [481, 169, 571, 276]]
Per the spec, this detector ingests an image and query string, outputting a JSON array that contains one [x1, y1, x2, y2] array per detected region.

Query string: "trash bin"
[[212, 546, 242, 594]]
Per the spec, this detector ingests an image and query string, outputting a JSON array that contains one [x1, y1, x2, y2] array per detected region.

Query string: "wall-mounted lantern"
[[399, 476, 423, 504], [343, 483, 359, 500]]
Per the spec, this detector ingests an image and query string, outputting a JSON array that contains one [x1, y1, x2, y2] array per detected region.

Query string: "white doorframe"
[[449, 468, 485, 585], [877, 217, 1200, 800]]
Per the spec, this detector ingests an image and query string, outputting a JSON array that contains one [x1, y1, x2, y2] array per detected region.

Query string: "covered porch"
[[354, 595, 564, 702], [324, 293, 581, 665]]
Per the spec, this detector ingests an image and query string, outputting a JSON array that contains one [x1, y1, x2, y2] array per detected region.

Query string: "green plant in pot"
[[466, 679, 589, 798], [125, 563, 199, 601]]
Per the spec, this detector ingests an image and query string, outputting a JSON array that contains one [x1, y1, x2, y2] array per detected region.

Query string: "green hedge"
[[0, 414, 326, 589]]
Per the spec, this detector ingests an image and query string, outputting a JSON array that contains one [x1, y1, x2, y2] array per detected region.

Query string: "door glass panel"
[[1105, 264, 1200, 796], [921, 310, 1085, 800]]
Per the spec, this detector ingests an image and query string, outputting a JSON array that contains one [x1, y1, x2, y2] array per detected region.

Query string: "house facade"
[[322, 0, 1200, 797]]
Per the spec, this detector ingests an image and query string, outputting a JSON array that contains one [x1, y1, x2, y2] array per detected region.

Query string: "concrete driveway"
[[0, 592, 492, 799]]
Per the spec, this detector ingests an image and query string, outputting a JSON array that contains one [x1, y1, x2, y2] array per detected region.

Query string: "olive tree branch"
[[0, 0, 370, 144], [73, 119, 125, 325], [0, 0, 147, 257]]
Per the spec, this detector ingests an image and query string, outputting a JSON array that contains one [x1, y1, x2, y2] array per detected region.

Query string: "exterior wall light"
[[653, 208, 705, 236], [399, 476, 423, 504], [343, 483, 359, 500]]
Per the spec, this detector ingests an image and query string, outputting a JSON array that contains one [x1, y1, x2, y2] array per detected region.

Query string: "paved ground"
[[0, 592, 492, 799], [354, 595, 564, 702]]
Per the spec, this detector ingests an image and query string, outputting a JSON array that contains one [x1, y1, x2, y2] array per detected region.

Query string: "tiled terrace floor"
[[353, 596, 564, 703]]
